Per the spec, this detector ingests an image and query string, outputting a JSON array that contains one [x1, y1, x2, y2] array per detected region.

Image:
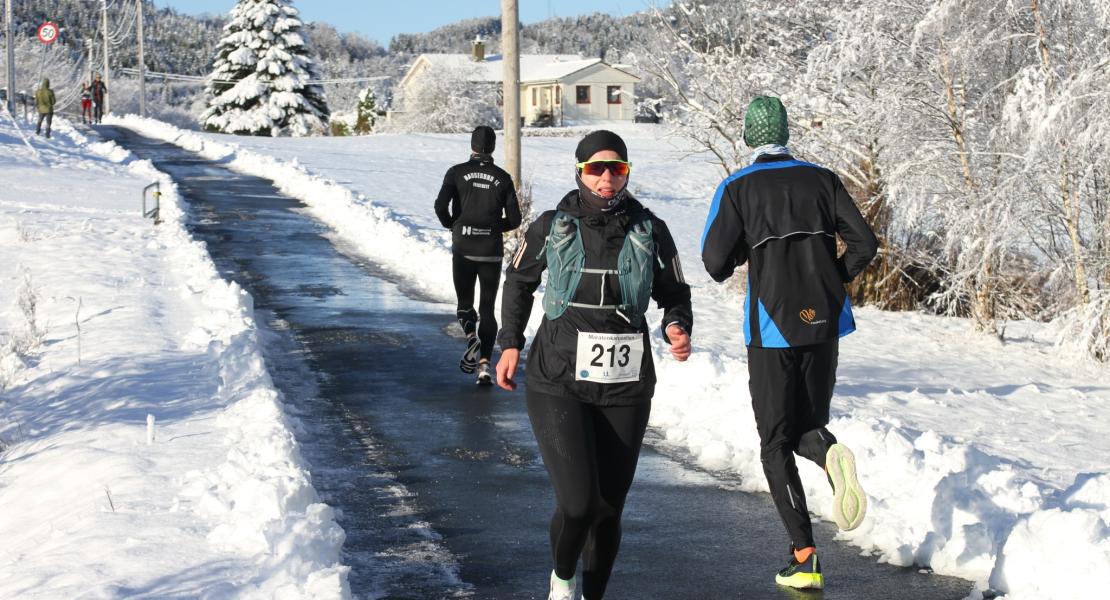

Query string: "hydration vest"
[[541, 209, 659, 327]]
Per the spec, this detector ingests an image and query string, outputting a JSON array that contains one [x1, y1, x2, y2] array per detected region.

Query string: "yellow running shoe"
[[775, 551, 824, 589], [826, 443, 867, 531]]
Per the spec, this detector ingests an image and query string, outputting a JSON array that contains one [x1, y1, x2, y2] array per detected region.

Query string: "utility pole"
[[101, 0, 110, 115], [501, 0, 521, 189], [136, 0, 144, 117], [4, 0, 14, 115]]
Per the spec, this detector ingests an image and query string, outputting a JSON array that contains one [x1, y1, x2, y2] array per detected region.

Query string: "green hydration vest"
[[541, 209, 660, 327]]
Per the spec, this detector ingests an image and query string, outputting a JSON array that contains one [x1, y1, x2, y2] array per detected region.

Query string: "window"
[[576, 85, 590, 104], [532, 88, 537, 106], [607, 86, 622, 104], [556, 86, 561, 105]]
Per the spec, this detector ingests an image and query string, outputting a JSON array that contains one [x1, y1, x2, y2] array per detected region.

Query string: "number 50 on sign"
[[37, 22, 59, 45]]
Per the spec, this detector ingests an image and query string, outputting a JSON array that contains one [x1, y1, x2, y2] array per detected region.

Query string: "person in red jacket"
[[80, 83, 92, 124]]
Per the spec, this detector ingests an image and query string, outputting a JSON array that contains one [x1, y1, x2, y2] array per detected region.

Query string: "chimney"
[[472, 34, 485, 62]]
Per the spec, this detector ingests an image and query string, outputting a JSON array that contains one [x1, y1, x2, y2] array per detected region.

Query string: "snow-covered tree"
[[389, 63, 501, 133], [201, 0, 329, 136], [353, 87, 378, 134]]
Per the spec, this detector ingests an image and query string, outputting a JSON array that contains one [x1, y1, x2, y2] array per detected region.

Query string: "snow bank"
[[0, 116, 349, 597], [107, 116, 1110, 600]]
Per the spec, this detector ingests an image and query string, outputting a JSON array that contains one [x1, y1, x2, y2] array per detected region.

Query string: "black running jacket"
[[435, 155, 522, 258]]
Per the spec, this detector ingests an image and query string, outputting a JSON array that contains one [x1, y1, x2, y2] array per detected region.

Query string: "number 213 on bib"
[[575, 331, 644, 384]]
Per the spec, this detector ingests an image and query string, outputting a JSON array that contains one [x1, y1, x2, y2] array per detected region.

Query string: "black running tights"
[[527, 390, 651, 600], [747, 339, 839, 550], [452, 255, 500, 360]]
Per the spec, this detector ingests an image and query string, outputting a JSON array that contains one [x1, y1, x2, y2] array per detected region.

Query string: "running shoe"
[[460, 335, 480, 373], [775, 550, 824, 589], [826, 442, 867, 531], [476, 360, 493, 386], [547, 570, 576, 600]]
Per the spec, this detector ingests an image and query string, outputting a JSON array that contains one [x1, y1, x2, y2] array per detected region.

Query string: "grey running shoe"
[[476, 360, 493, 386], [460, 336, 480, 373]]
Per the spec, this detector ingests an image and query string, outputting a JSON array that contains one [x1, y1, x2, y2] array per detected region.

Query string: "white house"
[[396, 39, 641, 126]]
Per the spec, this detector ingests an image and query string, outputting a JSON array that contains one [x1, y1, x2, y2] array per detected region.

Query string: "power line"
[[116, 67, 392, 86]]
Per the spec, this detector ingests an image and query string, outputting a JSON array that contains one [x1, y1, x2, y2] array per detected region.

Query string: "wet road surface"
[[99, 125, 974, 600]]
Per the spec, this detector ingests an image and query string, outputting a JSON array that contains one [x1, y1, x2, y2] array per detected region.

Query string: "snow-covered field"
[[0, 116, 349, 598], [2, 109, 1106, 598], [106, 114, 1110, 600]]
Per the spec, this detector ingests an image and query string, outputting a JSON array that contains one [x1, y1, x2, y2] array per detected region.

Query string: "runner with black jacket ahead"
[[435, 126, 521, 384], [701, 96, 879, 590], [496, 130, 692, 600]]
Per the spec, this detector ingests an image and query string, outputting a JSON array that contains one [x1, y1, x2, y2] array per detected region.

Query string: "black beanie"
[[575, 130, 628, 163], [471, 126, 496, 154]]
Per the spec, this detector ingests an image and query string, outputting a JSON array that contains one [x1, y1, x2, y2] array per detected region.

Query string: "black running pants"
[[452, 255, 500, 360], [527, 390, 651, 600], [747, 339, 839, 550]]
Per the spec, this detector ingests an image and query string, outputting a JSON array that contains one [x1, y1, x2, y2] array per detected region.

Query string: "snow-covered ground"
[[105, 114, 1110, 600], [0, 116, 349, 598]]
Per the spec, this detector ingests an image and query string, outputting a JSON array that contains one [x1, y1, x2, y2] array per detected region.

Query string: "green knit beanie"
[[743, 96, 789, 148]]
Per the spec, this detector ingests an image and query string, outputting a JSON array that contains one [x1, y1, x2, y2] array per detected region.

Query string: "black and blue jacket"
[[700, 154, 878, 348]]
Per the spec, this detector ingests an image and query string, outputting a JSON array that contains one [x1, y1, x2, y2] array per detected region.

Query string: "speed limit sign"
[[37, 22, 59, 45]]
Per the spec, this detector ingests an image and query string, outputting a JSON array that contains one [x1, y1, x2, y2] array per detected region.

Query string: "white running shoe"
[[476, 360, 493, 386], [460, 335, 480, 373], [826, 443, 867, 531], [548, 570, 576, 600]]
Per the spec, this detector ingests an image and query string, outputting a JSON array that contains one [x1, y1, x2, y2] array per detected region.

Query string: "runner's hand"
[[496, 348, 520, 391], [666, 324, 691, 362]]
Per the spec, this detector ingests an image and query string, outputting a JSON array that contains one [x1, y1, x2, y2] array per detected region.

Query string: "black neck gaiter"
[[575, 174, 627, 215]]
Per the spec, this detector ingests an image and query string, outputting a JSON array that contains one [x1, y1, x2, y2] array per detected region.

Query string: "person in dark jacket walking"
[[497, 130, 693, 600], [90, 74, 107, 124], [435, 125, 522, 384], [34, 79, 55, 138], [701, 96, 879, 590]]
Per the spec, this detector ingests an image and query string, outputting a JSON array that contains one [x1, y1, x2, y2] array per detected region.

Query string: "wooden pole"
[[501, 0, 521, 189]]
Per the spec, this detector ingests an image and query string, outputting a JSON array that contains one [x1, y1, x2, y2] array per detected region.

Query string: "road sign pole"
[[4, 0, 14, 115]]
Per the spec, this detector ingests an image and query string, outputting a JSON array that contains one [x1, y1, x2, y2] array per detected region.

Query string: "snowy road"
[[98, 125, 973, 599]]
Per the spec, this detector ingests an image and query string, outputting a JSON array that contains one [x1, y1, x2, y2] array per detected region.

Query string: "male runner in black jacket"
[[701, 96, 879, 590], [435, 125, 522, 384]]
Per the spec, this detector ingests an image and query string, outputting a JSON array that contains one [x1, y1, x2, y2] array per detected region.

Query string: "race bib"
[[575, 331, 643, 384]]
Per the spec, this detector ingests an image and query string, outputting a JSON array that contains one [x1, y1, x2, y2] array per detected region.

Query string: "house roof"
[[400, 54, 640, 88]]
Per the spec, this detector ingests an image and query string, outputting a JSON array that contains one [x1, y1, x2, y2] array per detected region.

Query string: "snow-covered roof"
[[399, 53, 639, 88]]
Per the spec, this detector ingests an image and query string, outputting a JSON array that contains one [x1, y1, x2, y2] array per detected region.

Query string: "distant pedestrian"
[[701, 96, 878, 590], [80, 83, 92, 124], [34, 78, 55, 138], [434, 125, 522, 384], [90, 74, 107, 124]]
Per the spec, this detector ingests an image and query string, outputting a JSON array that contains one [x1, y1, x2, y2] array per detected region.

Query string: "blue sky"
[[152, 1, 664, 47]]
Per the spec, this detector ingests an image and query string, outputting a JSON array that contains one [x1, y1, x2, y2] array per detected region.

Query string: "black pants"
[[527, 390, 651, 599], [452, 254, 500, 360], [747, 339, 839, 550], [93, 101, 104, 123], [36, 112, 53, 137]]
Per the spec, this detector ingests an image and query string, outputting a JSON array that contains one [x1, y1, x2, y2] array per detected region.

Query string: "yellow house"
[[396, 41, 641, 126], [521, 58, 641, 126]]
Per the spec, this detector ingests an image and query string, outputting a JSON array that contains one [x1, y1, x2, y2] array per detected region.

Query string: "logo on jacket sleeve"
[[799, 308, 827, 325]]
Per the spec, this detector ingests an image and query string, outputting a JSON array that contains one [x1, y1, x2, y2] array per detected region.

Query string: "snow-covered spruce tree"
[[201, 0, 329, 136], [353, 87, 377, 134]]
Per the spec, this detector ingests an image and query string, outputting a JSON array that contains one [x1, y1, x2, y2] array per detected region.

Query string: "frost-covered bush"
[[387, 63, 500, 134]]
